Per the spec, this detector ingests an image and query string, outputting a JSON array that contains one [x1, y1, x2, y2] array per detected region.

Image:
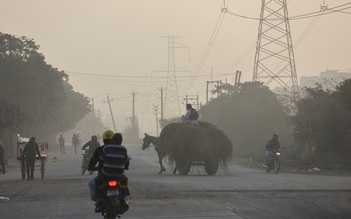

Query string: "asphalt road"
[[0, 143, 351, 219]]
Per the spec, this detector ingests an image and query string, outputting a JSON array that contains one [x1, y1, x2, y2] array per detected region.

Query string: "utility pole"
[[158, 86, 166, 121], [234, 70, 242, 87], [152, 104, 160, 136], [233, 70, 242, 94], [206, 80, 220, 104], [91, 98, 96, 134], [253, 0, 299, 96], [104, 94, 116, 131], [130, 91, 137, 129]]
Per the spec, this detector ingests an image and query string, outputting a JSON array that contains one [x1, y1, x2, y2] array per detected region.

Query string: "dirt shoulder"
[[233, 156, 351, 176]]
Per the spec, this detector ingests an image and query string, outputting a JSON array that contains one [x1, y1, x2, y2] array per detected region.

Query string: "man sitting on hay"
[[180, 103, 199, 125]]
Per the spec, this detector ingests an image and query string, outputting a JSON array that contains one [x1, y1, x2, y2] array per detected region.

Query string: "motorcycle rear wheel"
[[106, 213, 116, 219], [274, 158, 281, 173], [105, 207, 117, 219]]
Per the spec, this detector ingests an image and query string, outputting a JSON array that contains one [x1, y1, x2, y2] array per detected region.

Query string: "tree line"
[[2, 32, 350, 166], [0, 32, 91, 157], [198, 80, 351, 165]]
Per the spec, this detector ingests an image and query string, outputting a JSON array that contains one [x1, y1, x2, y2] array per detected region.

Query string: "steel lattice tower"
[[253, 0, 299, 95], [163, 36, 181, 119]]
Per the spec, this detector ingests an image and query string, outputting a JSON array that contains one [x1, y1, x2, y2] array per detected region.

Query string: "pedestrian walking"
[[72, 134, 79, 154], [22, 137, 41, 180], [58, 134, 65, 154]]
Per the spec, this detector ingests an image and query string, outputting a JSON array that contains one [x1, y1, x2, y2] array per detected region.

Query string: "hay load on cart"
[[159, 121, 233, 175]]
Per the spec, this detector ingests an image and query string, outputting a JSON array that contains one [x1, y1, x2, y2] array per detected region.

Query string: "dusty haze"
[[1, 0, 350, 136]]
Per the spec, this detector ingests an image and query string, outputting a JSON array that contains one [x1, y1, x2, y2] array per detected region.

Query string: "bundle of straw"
[[159, 121, 233, 167]]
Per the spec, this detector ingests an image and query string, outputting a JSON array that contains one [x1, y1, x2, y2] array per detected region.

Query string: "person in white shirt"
[[180, 104, 199, 125]]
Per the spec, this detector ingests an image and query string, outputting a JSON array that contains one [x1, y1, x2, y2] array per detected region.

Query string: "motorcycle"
[[265, 149, 281, 173], [98, 177, 129, 219], [81, 149, 94, 175]]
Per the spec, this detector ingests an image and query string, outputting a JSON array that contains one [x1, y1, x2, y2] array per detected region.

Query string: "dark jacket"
[[82, 140, 100, 155], [266, 139, 280, 151], [72, 135, 79, 145], [188, 108, 199, 120], [22, 140, 41, 160], [59, 136, 65, 145]]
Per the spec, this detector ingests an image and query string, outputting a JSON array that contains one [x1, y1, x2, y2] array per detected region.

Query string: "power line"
[[227, 2, 351, 21], [67, 70, 234, 82], [185, 6, 228, 91]]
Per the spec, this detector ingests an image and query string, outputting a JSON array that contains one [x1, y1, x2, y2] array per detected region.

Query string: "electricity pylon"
[[253, 0, 299, 95], [161, 36, 189, 119]]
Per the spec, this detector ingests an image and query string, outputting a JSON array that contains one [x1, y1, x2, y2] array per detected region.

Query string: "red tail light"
[[108, 180, 118, 187]]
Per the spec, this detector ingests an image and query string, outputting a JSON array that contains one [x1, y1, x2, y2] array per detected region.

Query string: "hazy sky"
[[1, 0, 350, 136]]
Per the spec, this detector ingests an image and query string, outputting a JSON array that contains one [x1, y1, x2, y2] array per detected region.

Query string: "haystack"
[[159, 121, 233, 167]]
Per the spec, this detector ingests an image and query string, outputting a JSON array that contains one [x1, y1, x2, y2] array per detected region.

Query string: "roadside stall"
[[16, 135, 48, 180]]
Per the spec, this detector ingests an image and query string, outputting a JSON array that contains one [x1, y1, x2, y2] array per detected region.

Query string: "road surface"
[[0, 143, 350, 219]]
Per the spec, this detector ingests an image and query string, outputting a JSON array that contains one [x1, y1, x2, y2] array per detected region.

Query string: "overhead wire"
[[269, 7, 324, 76], [71, 1, 350, 114], [185, 7, 227, 91], [294, 11, 322, 48], [217, 1, 350, 84], [329, 8, 351, 14], [226, 2, 351, 21], [66, 70, 234, 83]]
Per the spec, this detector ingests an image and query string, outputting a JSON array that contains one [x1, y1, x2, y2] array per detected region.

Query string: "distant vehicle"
[[265, 149, 281, 173], [81, 149, 93, 175]]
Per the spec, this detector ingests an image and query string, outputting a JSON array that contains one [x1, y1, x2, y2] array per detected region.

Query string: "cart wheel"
[[204, 158, 218, 175], [41, 159, 45, 179], [176, 158, 191, 175]]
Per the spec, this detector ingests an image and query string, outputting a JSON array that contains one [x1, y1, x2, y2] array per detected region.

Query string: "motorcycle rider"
[[88, 130, 130, 213], [264, 133, 281, 167], [81, 135, 100, 157]]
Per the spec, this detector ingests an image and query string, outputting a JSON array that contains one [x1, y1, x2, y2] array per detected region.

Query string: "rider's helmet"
[[272, 133, 279, 140], [91, 135, 97, 141], [103, 130, 115, 140], [103, 129, 115, 144]]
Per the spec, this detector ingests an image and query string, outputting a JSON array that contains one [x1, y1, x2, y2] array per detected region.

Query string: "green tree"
[[200, 81, 292, 157], [0, 32, 90, 152], [292, 80, 351, 163]]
